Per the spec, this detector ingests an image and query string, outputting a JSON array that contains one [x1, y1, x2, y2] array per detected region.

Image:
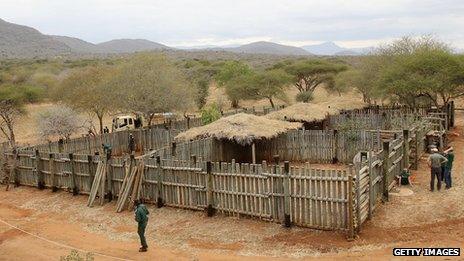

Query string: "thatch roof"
[[175, 113, 302, 145], [265, 98, 367, 122]]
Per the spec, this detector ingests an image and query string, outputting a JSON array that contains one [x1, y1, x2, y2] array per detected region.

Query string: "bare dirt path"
[[1, 114, 464, 260]]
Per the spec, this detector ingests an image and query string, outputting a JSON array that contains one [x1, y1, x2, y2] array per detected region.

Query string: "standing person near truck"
[[128, 133, 135, 154], [427, 148, 448, 192]]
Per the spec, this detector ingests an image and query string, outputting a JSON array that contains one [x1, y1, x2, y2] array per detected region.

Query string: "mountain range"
[[1, 18, 376, 58]]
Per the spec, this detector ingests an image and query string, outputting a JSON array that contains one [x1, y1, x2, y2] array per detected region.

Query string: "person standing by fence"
[[128, 133, 135, 154], [134, 200, 149, 252], [428, 148, 448, 192], [443, 147, 454, 189]]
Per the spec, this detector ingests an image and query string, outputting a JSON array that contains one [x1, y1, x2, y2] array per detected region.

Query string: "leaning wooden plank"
[[116, 166, 137, 212], [87, 162, 103, 207], [99, 164, 107, 206]]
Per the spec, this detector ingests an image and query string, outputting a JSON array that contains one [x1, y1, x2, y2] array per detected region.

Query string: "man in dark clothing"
[[428, 148, 448, 191], [128, 134, 135, 153], [134, 200, 149, 252], [443, 147, 455, 189]]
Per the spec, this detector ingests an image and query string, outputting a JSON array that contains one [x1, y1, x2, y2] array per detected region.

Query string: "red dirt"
[[1, 113, 464, 260]]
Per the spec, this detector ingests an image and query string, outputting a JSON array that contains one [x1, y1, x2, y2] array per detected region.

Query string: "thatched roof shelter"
[[175, 113, 302, 145], [265, 98, 367, 122]]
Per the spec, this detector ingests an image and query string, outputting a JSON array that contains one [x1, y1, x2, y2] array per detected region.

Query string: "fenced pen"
[[1, 104, 451, 239]]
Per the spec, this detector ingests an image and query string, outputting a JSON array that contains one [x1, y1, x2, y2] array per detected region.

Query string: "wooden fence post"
[[106, 151, 113, 202], [171, 142, 176, 157], [87, 155, 94, 191], [282, 161, 291, 228], [13, 151, 20, 187], [347, 165, 355, 240], [205, 161, 215, 217], [382, 141, 391, 202], [413, 129, 419, 170], [403, 130, 410, 169], [156, 156, 164, 208], [450, 100, 455, 127], [35, 150, 45, 189], [367, 151, 373, 220], [69, 153, 78, 195], [355, 163, 361, 233], [332, 130, 339, 163], [49, 153, 57, 192]]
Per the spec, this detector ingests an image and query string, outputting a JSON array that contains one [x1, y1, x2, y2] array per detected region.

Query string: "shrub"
[[295, 91, 314, 103], [201, 104, 221, 125]]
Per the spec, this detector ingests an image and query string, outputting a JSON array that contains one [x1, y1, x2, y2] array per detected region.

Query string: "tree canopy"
[[111, 53, 195, 125]]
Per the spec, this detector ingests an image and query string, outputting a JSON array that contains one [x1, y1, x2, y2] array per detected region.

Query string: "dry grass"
[[265, 96, 366, 122], [175, 113, 301, 145]]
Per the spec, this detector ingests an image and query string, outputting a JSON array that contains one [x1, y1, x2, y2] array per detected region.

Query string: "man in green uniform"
[[134, 200, 149, 252], [443, 147, 455, 189]]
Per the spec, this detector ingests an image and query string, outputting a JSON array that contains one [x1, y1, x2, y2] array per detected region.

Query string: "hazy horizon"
[[1, 0, 463, 49]]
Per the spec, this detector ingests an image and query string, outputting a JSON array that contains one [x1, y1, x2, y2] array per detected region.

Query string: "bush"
[[295, 91, 314, 103], [201, 104, 221, 125]]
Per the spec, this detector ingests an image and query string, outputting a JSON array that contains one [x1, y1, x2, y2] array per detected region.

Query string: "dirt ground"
[[1, 114, 463, 260]]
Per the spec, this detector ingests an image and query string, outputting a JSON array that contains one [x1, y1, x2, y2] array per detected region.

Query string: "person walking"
[[427, 148, 448, 192], [443, 147, 455, 189], [134, 200, 149, 252]]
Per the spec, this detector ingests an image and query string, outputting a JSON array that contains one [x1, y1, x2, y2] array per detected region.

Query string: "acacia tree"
[[249, 69, 292, 108], [273, 59, 346, 102], [376, 36, 464, 108], [112, 53, 195, 125], [57, 65, 116, 134], [215, 61, 254, 108]]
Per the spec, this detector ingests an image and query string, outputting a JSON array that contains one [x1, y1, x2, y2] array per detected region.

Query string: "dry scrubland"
[[11, 84, 361, 145]]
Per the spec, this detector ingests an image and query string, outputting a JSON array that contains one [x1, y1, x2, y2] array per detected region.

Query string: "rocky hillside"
[[227, 41, 311, 56], [0, 18, 71, 58]]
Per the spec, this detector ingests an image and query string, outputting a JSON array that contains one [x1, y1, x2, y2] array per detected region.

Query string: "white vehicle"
[[112, 114, 143, 132]]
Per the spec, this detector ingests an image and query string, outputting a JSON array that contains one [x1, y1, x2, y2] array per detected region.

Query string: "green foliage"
[[60, 250, 94, 261], [295, 91, 314, 103], [215, 61, 254, 107], [201, 104, 221, 125], [376, 36, 464, 107], [272, 58, 347, 100]]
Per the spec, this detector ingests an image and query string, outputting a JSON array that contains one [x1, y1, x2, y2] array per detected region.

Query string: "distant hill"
[[301, 42, 346, 55], [96, 39, 170, 53], [0, 18, 71, 58], [51, 35, 105, 53], [301, 41, 374, 56], [227, 41, 311, 56]]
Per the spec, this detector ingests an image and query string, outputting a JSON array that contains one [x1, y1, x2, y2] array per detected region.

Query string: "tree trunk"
[[268, 98, 275, 108], [231, 99, 239, 108], [7, 123, 15, 149], [97, 114, 104, 135], [148, 113, 155, 126]]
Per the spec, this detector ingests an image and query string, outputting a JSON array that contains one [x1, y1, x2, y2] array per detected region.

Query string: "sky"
[[1, 0, 464, 48]]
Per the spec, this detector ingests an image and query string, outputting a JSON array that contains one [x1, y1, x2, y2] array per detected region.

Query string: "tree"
[[37, 105, 88, 141], [273, 59, 346, 102], [179, 59, 221, 109], [112, 53, 195, 125], [334, 57, 384, 105], [215, 61, 254, 108], [375, 36, 464, 108], [0, 85, 42, 148], [56, 65, 116, 134], [250, 69, 292, 108]]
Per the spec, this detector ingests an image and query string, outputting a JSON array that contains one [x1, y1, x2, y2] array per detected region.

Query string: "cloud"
[[1, 0, 463, 48]]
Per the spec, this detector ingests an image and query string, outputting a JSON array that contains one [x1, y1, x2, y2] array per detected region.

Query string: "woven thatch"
[[265, 98, 367, 122], [175, 113, 302, 145]]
